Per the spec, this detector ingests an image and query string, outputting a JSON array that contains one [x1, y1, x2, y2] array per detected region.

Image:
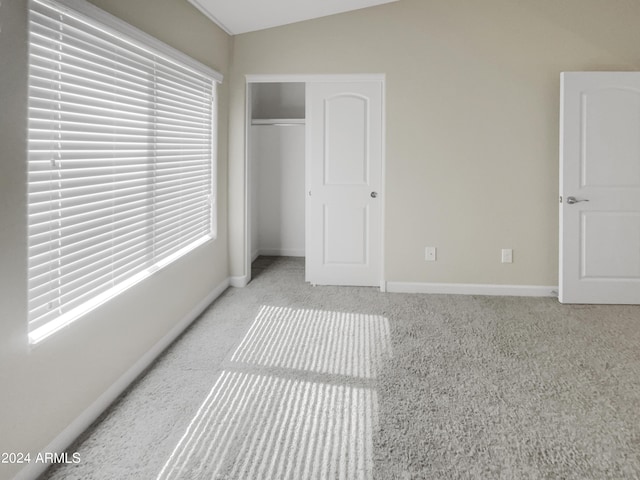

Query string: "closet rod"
[[251, 118, 306, 126]]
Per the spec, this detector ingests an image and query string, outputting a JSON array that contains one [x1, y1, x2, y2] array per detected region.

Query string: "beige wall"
[[0, 1, 231, 479], [228, 0, 640, 286]]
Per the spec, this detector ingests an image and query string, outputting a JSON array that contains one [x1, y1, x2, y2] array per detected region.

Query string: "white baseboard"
[[230, 275, 249, 288], [12, 278, 230, 480], [386, 281, 558, 297], [258, 248, 305, 257]]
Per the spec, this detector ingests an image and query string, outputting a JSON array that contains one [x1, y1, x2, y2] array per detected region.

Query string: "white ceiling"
[[188, 0, 399, 35]]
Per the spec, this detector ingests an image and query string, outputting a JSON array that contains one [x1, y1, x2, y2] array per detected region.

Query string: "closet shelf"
[[251, 118, 306, 126]]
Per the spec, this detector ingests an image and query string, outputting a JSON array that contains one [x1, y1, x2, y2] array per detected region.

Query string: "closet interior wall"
[[249, 82, 306, 260]]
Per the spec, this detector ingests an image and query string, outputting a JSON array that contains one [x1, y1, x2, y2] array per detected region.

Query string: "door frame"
[[244, 74, 387, 290]]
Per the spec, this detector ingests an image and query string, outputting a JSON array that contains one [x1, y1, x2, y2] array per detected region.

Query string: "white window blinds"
[[27, 0, 222, 344]]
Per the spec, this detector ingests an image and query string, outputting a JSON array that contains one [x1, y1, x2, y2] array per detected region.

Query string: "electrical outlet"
[[425, 247, 437, 262], [501, 248, 513, 264]]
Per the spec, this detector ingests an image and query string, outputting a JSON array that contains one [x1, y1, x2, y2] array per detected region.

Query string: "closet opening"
[[248, 81, 306, 271]]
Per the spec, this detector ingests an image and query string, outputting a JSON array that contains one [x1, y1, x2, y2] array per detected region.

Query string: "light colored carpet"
[[40, 257, 640, 480]]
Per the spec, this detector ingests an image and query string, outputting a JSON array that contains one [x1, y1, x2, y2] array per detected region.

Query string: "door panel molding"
[[323, 94, 370, 186]]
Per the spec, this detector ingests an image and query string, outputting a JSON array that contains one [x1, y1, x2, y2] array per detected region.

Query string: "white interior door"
[[306, 80, 383, 287], [560, 72, 640, 304]]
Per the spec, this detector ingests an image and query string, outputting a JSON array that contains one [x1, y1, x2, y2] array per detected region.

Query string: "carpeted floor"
[[41, 257, 640, 480]]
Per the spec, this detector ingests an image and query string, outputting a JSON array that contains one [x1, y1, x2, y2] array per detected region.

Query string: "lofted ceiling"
[[188, 0, 400, 35]]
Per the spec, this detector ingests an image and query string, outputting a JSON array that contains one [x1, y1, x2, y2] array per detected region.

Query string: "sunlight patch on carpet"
[[231, 306, 391, 379], [156, 306, 391, 480]]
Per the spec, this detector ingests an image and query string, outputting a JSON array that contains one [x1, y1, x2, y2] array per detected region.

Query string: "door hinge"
[[559, 196, 563, 203]]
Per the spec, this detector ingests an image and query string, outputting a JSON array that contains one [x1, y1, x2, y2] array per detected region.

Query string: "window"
[[27, 0, 222, 344]]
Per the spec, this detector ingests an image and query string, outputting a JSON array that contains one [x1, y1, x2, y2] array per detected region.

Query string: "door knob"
[[566, 196, 589, 205], [370, 192, 378, 198]]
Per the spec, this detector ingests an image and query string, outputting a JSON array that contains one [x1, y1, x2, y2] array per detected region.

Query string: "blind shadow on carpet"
[[156, 305, 392, 480]]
